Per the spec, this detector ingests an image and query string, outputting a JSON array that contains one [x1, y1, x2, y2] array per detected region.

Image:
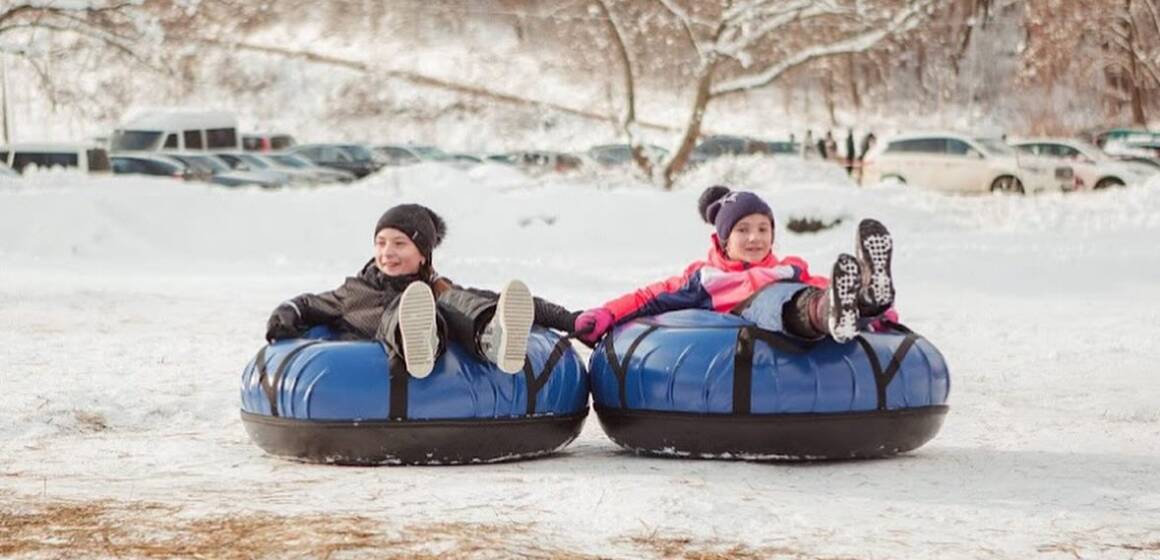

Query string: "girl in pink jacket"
[[575, 185, 897, 344]]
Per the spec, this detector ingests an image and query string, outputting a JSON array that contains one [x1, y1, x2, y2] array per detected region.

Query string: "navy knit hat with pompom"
[[697, 185, 774, 243]]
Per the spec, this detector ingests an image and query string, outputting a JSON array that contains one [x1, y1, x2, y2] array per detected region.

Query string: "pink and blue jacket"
[[601, 235, 830, 324]]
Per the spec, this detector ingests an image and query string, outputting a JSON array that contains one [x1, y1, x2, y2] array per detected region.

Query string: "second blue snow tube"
[[240, 326, 588, 465], [589, 309, 950, 460]]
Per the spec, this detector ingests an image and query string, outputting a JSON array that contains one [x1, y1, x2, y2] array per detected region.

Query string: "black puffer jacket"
[[282, 260, 576, 340]]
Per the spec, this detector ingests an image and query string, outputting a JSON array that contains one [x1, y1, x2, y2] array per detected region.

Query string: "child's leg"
[[856, 218, 894, 317], [733, 281, 814, 334], [750, 254, 862, 343], [481, 280, 535, 375], [437, 281, 534, 375], [385, 282, 440, 378]]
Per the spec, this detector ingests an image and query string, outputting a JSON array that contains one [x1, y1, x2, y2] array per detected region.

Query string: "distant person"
[[858, 132, 877, 185], [845, 129, 856, 176], [816, 132, 828, 160], [264, 204, 577, 378], [802, 130, 816, 159], [824, 131, 838, 162]]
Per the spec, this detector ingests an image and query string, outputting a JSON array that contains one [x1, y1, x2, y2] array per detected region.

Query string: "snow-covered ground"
[[2, 160, 1159, 558]]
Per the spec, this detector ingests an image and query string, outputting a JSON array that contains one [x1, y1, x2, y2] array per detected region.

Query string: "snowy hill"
[[1, 162, 1158, 558]]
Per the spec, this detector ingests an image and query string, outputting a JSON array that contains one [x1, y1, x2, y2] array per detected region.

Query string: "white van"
[[0, 143, 111, 173], [110, 110, 240, 152]]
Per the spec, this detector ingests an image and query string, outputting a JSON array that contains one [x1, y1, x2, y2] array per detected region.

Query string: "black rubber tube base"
[[595, 405, 948, 461], [241, 410, 588, 466]]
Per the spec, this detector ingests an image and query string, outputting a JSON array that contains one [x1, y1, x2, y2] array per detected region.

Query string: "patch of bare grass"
[[625, 532, 857, 560], [72, 410, 111, 433], [0, 497, 597, 559]]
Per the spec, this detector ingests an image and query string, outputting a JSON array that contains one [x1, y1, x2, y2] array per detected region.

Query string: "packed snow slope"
[[1, 159, 1158, 559]]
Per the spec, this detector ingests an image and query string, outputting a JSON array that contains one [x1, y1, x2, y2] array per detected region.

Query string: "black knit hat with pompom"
[[374, 203, 447, 261], [697, 185, 774, 243]]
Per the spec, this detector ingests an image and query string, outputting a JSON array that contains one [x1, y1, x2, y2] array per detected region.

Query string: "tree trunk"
[[824, 70, 837, 125], [593, 0, 653, 177], [663, 59, 718, 190], [1125, 0, 1148, 124], [846, 53, 862, 112]]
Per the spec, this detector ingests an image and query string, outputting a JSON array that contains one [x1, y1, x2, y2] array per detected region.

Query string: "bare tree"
[[0, 1, 161, 64], [629, 0, 936, 188], [1105, 0, 1160, 124], [0, 1, 165, 139], [592, 0, 659, 176]]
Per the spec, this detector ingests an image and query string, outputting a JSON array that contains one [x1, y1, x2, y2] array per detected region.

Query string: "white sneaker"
[[481, 280, 535, 374], [398, 282, 438, 378]]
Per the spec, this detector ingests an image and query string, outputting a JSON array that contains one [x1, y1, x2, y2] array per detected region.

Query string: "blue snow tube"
[[240, 326, 588, 465], [589, 309, 950, 460]]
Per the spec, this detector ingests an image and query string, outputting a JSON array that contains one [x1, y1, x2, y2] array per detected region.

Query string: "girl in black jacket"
[[265, 203, 576, 378]]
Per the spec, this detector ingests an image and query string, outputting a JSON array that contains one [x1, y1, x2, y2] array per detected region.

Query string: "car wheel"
[[1094, 177, 1125, 190], [990, 175, 1025, 195]]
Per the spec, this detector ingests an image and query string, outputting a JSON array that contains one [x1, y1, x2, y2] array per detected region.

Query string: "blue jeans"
[[734, 282, 813, 334]]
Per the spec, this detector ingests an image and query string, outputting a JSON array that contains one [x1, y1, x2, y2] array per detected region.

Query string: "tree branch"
[[655, 0, 707, 60], [710, 0, 933, 97]]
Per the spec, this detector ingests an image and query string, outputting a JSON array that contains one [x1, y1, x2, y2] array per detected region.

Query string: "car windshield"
[[271, 154, 309, 168], [1070, 140, 1113, 161], [411, 146, 450, 160], [111, 130, 163, 151], [182, 154, 229, 173], [590, 145, 631, 164], [973, 138, 1015, 156], [238, 154, 271, 169], [339, 145, 374, 161]]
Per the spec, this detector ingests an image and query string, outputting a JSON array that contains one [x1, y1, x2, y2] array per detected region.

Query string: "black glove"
[[265, 303, 306, 342]]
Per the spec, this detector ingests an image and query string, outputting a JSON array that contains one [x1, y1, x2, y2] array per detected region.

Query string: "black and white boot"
[[855, 218, 894, 315], [828, 253, 862, 343], [479, 280, 535, 374], [398, 282, 438, 378]]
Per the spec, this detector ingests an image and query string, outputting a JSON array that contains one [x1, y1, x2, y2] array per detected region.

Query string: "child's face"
[[374, 228, 424, 276], [725, 214, 773, 263]]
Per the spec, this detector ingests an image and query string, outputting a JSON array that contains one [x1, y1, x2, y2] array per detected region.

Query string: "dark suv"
[[289, 144, 382, 178]]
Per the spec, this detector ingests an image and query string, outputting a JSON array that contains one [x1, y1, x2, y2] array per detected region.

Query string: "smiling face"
[[724, 213, 773, 263], [374, 228, 424, 276]]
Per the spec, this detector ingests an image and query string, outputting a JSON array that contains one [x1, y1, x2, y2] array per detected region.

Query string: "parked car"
[[446, 153, 483, 167], [489, 151, 583, 174], [111, 109, 239, 152], [214, 152, 312, 186], [587, 143, 669, 167], [373, 144, 475, 168], [165, 153, 284, 188], [1113, 154, 1160, 172], [688, 135, 755, 166], [289, 144, 382, 178], [110, 152, 195, 180], [1010, 138, 1155, 189], [752, 139, 799, 155], [0, 143, 110, 174], [862, 132, 1074, 194], [374, 145, 422, 166], [242, 133, 296, 152], [266, 152, 357, 183], [1083, 128, 1160, 149]]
